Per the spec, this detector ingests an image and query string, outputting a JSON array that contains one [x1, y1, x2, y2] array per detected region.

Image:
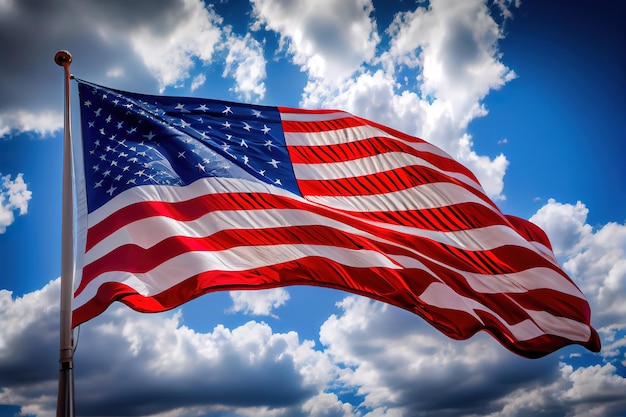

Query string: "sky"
[[0, 0, 625, 416]]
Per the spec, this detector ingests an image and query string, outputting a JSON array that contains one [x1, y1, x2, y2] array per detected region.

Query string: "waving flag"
[[73, 79, 600, 358]]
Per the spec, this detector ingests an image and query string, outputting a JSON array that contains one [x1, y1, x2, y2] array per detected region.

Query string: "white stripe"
[[292, 151, 483, 195], [86, 203, 541, 267], [284, 124, 456, 166], [390, 255, 583, 299], [88, 176, 299, 226], [84, 204, 583, 301], [74, 244, 403, 309], [419, 282, 591, 342], [279, 111, 351, 122], [304, 181, 495, 213]]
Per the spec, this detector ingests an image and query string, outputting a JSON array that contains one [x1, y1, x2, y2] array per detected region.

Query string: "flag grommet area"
[[72, 78, 600, 359]]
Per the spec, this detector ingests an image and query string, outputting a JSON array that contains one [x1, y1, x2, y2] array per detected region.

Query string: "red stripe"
[[350, 202, 507, 232], [288, 135, 479, 185], [278, 106, 343, 115], [296, 164, 496, 211], [72, 257, 600, 358], [77, 205, 562, 300], [281, 116, 368, 133], [85, 192, 566, 280], [505, 214, 554, 250], [86, 192, 280, 251]]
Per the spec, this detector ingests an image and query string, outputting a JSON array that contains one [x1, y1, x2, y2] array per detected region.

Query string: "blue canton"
[[76, 79, 300, 212]]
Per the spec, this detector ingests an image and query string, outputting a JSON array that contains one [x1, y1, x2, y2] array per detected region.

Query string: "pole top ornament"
[[55, 50, 72, 66]]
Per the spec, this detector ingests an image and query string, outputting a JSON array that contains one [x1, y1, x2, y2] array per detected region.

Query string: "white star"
[[274, 179, 282, 185], [268, 159, 280, 169], [178, 151, 186, 159], [223, 106, 233, 115], [243, 155, 249, 165], [240, 139, 248, 148], [263, 140, 275, 150], [106, 185, 117, 196], [126, 178, 136, 185], [175, 103, 190, 113], [94, 180, 103, 188], [259, 169, 266, 176], [197, 163, 206, 172], [84, 100, 92, 107], [222, 121, 231, 129], [94, 108, 102, 117], [180, 119, 191, 129], [252, 109, 262, 118], [242, 122, 252, 132], [262, 124, 271, 134], [143, 131, 155, 140], [196, 104, 208, 111]]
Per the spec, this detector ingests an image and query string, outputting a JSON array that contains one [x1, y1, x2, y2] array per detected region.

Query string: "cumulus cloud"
[[223, 33, 267, 102], [128, 0, 223, 92], [318, 295, 626, 417], [294, 0, 515, 200], [0, 0, 225, 137], [530, 198, 626, 330], [0, 280, 339, 417], [250, 0, 379, 81], [0, 173, 32, 233], [489, 363, 626, 417], [228, 288, 290, 317]]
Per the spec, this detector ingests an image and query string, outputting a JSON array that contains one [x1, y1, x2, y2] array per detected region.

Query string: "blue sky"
[[0, 1, 625, 416]]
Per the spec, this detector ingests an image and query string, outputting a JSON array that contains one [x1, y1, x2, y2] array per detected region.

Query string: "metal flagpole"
[[55, 50, 75, 417]]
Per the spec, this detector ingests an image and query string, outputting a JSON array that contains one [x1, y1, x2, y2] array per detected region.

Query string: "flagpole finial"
[[54, 50, 72, 67]]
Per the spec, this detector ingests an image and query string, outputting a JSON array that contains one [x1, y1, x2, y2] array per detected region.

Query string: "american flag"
[[73, 79, 600, 358]]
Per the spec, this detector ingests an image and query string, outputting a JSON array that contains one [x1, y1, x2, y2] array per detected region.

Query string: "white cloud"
[[489, 363, 626, 417], [190, 73, 206, 92], [0, 0, 227, 138], [297, 0, 515, 200], [300, 392, 354, 417], [530, 198, 626, 330], [228, 288, 290, 317], [0, 173, 32, 233], [0, 110, 62, 138], [0, 280, 339, 417], [128, 0, 224, 92], [250, 0, 379, 82], [319, 295, 626, 417], [223, 33, 267, 102], [385, 0, 516, 125]]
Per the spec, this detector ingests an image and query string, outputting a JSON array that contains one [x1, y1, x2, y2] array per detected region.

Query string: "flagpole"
[[55, 50, 75, 417]]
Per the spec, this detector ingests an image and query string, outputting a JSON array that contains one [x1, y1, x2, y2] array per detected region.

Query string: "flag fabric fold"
[[72, 79, 600, 358]]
